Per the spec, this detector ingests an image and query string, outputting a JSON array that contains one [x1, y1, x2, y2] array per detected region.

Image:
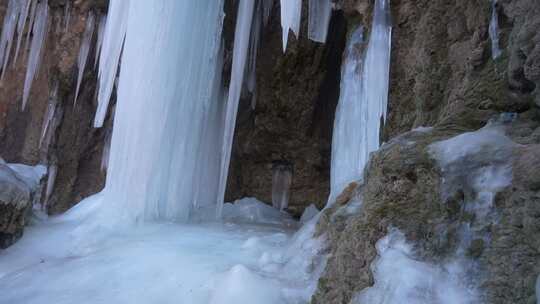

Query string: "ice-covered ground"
[[0, 197, 325, 304]]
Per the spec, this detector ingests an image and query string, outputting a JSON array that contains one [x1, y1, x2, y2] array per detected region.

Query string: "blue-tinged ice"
[[279, 0, 301, 51], [73, 12, 95, 106], [329, 0, 392, 205], [308, 0, 332, 43]]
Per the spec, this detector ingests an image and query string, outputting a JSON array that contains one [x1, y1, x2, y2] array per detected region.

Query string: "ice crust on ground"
[[0, 197, 326, 304], [6, 163, 46, 189]]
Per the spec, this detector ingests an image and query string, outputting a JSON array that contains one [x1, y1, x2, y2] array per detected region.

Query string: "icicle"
[[329, 0, 392, 205], [489, 0, 502, 59], [308, 0, 332, 43], [263, 0, 274, 26], [22, 0, 49, 111], [279, 0, 301, 51], [101, 126, 112, 172], [94, 14, 106, 68], [271, 162, 292, 211], [103, 0, 225, 222], [63, 0, 71, 33], [216, 0, 255, 218], [23, 0, 37, 57], [12, 0, 32, 66], [43, 164, 57, 210], [73, 12, 96, 106], [0, 0, 21, 80], [94, 0, 130, 128], [247, 0, 262, 109], [40, 81, 58, 148]]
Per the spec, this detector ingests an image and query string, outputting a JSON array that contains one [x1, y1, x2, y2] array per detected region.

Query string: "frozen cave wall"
[[223, 1, 348, 216], [0, 0, 112, 215]]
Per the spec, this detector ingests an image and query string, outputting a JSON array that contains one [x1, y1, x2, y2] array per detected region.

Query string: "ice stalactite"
[[39, 81, 58, 149], [98, 0, 225, 222], [329, 0, 392, 205], [271, 162, 292, 211], [308, 0, 332, 43], [73, 12, 96, 106], [279, 0, 301, 51], [100, 125, 112, 172], [216, 0, 255, 217], [94, 14, 106, 68], [43, 164, 57, 210], [247, 0, 262, 109], [0, 0, 21, 80], [489, 0, 502, 59], [63, 0, 71, 33], [22, 0, 48, 111], [12, 0, 32, 66], [23, 0, 37, 58], [94, 0, 129, 128]]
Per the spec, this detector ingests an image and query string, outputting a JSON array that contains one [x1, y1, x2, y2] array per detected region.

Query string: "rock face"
[[0, 0, 112, 215], [312, 0, 540, 303], [0, 164, 32, 249]]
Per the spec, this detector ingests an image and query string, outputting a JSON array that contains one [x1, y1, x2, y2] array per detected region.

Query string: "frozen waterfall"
[[95, 0, 225, 222], [330, 0, 392, 204]]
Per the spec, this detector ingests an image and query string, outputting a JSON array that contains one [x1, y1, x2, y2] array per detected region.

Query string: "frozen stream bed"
[[0, 198, 324, 304]]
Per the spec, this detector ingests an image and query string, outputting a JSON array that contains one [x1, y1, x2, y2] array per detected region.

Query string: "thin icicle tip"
[[74, 11, 96, 106], [22, 0, 49, 111]]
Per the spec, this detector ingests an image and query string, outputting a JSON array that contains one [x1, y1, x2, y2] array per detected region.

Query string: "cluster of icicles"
[[0, 0, 107, 110]]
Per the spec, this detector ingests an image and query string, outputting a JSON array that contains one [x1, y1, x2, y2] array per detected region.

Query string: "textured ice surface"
[[300, 204, 319, 224], [308, 0, 332, 43], [221, 197, 293, 226], [0, 197, 326, 304], [217, 0, 255, 217], [6, 163, 46, 189], [279, 0, 301, 51], [536, 274, 540, 304], [329, 0, 392, 205], [353, 230, 479, 304]]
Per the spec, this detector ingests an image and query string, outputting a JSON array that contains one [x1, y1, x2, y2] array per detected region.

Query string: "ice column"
[[74, 12, 96, 106], [103, 0, 225, 222], [272, 162, 292, 211], [308, 0, 332, 43], [279, 0, 301, 51], [216, 0, 255, 217], [94, 0, 129, 127], [489, 0, 502, 59], [22, 0, 48, 110], [329, 0, 392, 205]]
